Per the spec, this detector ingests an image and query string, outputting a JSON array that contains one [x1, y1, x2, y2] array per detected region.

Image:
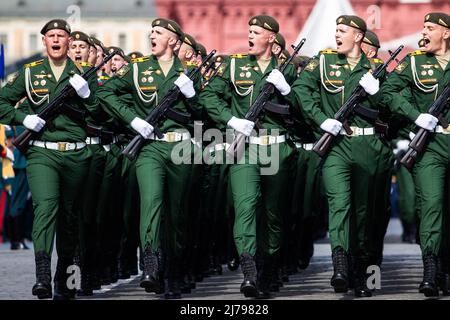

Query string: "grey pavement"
[[0, 218, 448, 300]]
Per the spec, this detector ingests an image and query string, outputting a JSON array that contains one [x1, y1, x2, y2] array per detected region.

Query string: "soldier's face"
[[178, 43, 194, 62], [361, 42, 377, 59], [248, 26, 275, 56], [68, 40, 90, 63], [272, 43, 282, 56], [111, 55, 126, 73], [95, 45, 105, 66], [421, 22, 450, 54], [150, 26, 177, 57], [42, 29, 70, 61], [88, 46, 97, 65], [335, 24, 363, 54]]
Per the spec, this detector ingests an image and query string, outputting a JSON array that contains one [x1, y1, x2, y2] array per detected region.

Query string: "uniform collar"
[[43, 57, 79, 84], [248, 54, 278, 75]]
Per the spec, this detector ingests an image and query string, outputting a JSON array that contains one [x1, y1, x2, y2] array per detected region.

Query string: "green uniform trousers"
[[79, 144, 106, 267], [412, 134, 450, 255], [230, 142, 294, 257], [27, 146, 90, 257], [322, 135, 389, 263], [397, 165, 416, 225], [136, 140, 192, 259]]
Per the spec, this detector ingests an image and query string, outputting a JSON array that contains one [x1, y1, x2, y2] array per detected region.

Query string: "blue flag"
[[0, 44, 4, 80]]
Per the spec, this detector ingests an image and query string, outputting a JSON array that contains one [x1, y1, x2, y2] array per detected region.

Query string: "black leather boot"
[[419, 253, 439, 297], [32, 251, 52, 299], [353, 260, 372, 298], [257, 256, 274, 299], [330, 246, 349, 293], [77, 261, 93, 296], [165, 258, 181, 299], [239, 253, 258, 298], [140, 247, 159, 293], [53, 256, 76, 300]]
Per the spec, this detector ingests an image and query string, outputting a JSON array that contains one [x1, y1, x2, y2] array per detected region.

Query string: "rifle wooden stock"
[[13, 49, 120, 153]]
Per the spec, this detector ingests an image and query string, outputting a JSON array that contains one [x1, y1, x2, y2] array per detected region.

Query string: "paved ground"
[[0, 218, 448, 300]]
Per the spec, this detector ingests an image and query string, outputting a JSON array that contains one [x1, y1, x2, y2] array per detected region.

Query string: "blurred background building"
[[0, 0, 449, 75]]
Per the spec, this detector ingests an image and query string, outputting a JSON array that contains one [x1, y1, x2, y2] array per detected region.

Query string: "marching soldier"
[[200, 15, 297, 298], [361, 30, 395, 267], [382, 12, 450, 297], [293, 15, 387, 297], [0, 19, 101, 299], [97, 18, 200, 299]]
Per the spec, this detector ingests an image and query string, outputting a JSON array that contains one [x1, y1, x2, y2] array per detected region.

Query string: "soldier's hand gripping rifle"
[[400, 79, 450, 170], [13, 49, 120, 153], [122, 49, 217, 161], [312, 45, 404, 158], [226, 38, 306, 162]]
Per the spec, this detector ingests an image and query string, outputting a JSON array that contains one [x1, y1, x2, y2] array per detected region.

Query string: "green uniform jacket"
[[96, 55, 201, 132], [382, 50, 450, 122], [0, 57, 100, 142], [292, 50, 385, 137], [199, 54, 297, 134]]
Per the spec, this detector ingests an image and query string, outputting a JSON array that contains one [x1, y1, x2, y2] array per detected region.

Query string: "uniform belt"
[[434, 125, 450, 134], [209, 143, 230, 154], [149, 132, 191, 142], [294, 142, 314, 151], [247, 134, 286, 145], [30, 140, 87, 152], [339, 127, 375, 137], [86, 136, 101, 145]]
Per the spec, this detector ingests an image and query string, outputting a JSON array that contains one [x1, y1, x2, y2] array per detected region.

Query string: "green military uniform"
[[293, 15, 387, 296], [382, 12, 450, 295], [0, 30, 100, 299], [201, 53, 297, 252], [97, 28, 201, 296], [199, 14, 297, 297], [383, 49, 449, 254]]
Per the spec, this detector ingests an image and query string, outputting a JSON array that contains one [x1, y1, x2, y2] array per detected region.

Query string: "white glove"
[[174, 73, 195, 98], [359, 72, 379, 95], [415, 113, 438, 131], [23, 115, 46, 132], [131, 117, 154, 139], [5, 148, 14, 162], [266, 69, 291, 96], [396, 140, 409, 152], [320, 118, 343, 136], [227, 116, 255, 137], [69, 74, 91, 99]]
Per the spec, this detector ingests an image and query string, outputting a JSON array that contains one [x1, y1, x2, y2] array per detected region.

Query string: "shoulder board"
[[24, 59, 44, 68], [320, 49, 337, 54], [409, 50, 426, 56], [78, 61, 93, 67], [99, 75, 110, 81], [116, 64, 130, 78], [370, 58, 383, 64], [185, 61, 197, 67], [230, 53, 247, 59], [131, 55, 150, 63]]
